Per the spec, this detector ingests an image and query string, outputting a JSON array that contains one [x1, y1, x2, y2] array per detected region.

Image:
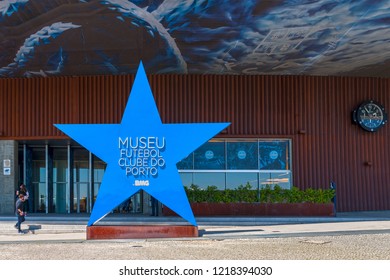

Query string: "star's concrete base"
[[86, 225, 199, 239]]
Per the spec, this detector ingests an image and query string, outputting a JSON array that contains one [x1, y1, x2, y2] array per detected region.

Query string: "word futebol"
[[118, 136, 166, 176]]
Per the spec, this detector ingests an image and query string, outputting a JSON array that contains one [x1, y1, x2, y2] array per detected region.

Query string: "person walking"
[[16, 183, 29, 215], [15, 194, 26, 234]]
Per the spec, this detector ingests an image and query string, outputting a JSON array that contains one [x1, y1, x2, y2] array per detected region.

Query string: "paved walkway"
[[1, 211, 390, 243], [1, 211, 390, 260]]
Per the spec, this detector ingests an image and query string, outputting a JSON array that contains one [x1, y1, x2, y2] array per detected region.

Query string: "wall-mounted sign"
[[55, 62, 230, 226], [3, 160, 11, 175], [3, 159, 10, 168], [3, 167, 11, 175]]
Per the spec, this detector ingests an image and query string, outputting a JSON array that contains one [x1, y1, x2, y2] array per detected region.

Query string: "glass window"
[[177, 153, 193, 170], [93, 156, 106, 206], [23, 138, 292, 215], [74, 149, 89, 181], [194, 141, 225, 170], [259, 140, 290, 170], [259, 171, 291, 189], [226, 172, 258, 189], [227, 140, 258, 170], [77, 183, 89, 212], [93, 156, 105, 182], [179, 172, 193, 188], [193, 172, 225, 190], [32, 148, 46, 213], [53, 148, 68, 213], [73, 149, 89, 213], [178, 138, 292, 190]]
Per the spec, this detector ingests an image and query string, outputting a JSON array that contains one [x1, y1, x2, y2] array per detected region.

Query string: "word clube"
[[118, 136, 166, 176]]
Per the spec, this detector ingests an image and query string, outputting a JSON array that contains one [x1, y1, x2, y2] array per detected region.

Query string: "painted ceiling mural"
[[1, 0, 389, 78]]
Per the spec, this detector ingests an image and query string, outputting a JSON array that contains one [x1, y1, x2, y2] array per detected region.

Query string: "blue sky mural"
[[1, 0, 390, 77]]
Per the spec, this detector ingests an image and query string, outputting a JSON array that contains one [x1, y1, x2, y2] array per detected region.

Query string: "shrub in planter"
[[184, 184, 335, 204], [259, 185, 335, 204], [163, 184, 335, 217], [184, 183, 259, 203]]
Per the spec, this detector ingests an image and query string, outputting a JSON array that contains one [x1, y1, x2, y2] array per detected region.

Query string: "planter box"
[[163, 202, 335, 217]]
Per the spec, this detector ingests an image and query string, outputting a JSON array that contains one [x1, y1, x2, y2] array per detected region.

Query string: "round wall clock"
[[353, 100, 388, 132]]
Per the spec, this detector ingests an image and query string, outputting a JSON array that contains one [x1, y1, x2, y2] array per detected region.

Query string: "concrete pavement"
[[1, 211, 390, 243]]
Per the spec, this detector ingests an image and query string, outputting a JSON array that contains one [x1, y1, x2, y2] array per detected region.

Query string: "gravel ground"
[[1, 233, 390, 260]]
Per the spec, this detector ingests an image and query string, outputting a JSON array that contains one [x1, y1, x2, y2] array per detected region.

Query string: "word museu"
[[118, 136, 166, 176]]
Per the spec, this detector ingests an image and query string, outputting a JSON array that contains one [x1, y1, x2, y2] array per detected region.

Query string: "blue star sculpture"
[[55, 62, 230, 226]]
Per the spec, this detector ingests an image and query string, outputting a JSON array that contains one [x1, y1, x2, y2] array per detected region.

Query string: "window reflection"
[[32, 148, 46, 213], [179, 173, 193, 188], [73, 149, 89, 213], [176, 153, 193, 170], [178, 138, 292, 190], [227, 141, 258, 170], [194, 141, 225, 170], [193, 173, 225, 190], [93, 156, 105, 206], [53, 148, 68, 213], [25, 138, 292, 214], [259, 171, 291, 189], [226, 172, 258, 189], [259, 140, 289, 170]]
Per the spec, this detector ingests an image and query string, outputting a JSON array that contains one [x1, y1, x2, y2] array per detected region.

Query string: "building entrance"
[[19, 143, 143, 214]]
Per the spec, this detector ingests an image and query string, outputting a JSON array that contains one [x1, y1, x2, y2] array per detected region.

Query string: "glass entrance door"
[[73, 149, 89, 213], [116, 192, 142, 213], [52, 148, 68, 213], [22, 143, 141, 214], [31, 148, 46, 213]]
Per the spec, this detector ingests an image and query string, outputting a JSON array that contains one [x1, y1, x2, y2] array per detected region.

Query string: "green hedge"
[[185, 184, 335, 204]]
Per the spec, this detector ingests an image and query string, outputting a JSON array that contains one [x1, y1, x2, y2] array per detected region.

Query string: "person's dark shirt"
[[15, 199, 24, 215]]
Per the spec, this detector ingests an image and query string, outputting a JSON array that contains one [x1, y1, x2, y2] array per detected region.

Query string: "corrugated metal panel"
[[1, 77, 72, 138], [76, 75, 133, 124], [1, 74, 390, 212]]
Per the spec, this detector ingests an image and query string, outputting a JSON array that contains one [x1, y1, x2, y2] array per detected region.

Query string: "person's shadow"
[[27, 224, 42, 234]]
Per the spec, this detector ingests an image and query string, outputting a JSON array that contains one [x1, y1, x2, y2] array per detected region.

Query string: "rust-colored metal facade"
[[1, 74, 390, 212]]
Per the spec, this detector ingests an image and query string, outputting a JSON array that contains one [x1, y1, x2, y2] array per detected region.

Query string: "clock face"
[[354, 100, 387, 132]]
